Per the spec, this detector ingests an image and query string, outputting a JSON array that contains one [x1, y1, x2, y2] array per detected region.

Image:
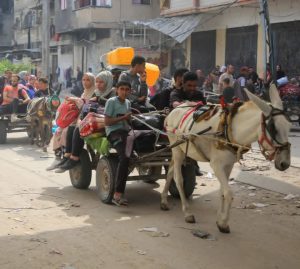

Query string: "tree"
[[0, 59, 33, 75]]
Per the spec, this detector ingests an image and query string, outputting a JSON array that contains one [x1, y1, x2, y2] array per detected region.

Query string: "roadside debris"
[[247, 186, 257, 190], [49, 249, 63, 255], [283, 194, 299, 200], [248, 193, 256, 197], [29, 237, 48, 244], [191, 229, 216, 240], [136, 250, 146, 255], [138, 227, 169, 237]]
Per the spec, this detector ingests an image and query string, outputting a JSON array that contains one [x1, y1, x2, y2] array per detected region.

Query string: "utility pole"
[[42, 0, 50, 78], [259, 0, 275, 80]]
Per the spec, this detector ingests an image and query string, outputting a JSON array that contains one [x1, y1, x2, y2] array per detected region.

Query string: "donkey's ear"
[[245, 88, 272, 116], [269, 83, 283, 110]]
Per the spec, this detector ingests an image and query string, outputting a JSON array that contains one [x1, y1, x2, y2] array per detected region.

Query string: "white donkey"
[[161, 85, 291, 233]]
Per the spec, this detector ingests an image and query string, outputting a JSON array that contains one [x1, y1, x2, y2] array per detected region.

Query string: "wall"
[[56, 0, 160, 33]]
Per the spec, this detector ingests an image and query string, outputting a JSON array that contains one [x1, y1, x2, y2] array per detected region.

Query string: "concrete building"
[[0, 0, 14, 55], [160, 0, 300, 78], [10, 0, 56, 75], [54, 0, 162, 83]]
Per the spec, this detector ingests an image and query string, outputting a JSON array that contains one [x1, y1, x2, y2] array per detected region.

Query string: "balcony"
[[161, 0, 257, 16], [73, 0, 112, 10]]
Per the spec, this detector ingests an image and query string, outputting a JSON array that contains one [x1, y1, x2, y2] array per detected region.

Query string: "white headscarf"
[[95, 70, 114, 100], [81, 72, 96, 101]]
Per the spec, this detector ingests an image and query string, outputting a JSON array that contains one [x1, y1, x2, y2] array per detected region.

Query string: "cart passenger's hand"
[[123, 112, 132, 121]]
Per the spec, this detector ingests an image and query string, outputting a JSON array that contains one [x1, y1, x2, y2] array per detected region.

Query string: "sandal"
[[112, 195, 128, 206]]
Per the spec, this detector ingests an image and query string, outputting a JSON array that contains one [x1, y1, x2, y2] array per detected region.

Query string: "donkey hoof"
[[160, 203, 169, 211], [217, 222, 231, 233], [185, 215, 196, 223]]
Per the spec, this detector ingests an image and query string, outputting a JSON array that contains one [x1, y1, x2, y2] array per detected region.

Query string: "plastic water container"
[[106, 47, 134, 66], [52, 124, 58, 134], [145, 63, 160, 87]]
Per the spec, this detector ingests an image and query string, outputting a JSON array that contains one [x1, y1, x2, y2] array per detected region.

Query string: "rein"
[[258, 106, 291, 161]]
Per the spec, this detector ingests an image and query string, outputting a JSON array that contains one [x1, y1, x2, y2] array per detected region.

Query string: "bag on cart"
[[56, 100, 80, 128]]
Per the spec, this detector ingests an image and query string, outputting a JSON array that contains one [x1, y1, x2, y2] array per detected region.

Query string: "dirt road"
[[0, 133, 300, 269]]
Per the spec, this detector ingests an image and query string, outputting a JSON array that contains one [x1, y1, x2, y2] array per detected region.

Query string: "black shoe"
[[55, 159, 80, 173], [195, 167, 203, 176]]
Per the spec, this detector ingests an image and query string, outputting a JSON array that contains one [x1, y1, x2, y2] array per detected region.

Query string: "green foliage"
[[0, 59, 33, 75]]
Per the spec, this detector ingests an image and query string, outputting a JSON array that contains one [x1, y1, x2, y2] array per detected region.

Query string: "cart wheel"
[[0, 121, 7, 144], [96, 156, 118, 204], [139, 166, 162, 183], [69, 149, 92, 189], [169, 163, 196, 198]]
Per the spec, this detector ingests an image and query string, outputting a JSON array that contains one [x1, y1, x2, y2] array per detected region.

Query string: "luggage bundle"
[[56, 99, 84, 128], [79, 112, 105, 138]]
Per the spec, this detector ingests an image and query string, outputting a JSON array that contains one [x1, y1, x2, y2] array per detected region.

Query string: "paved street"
[[0, 132, 300, 269]]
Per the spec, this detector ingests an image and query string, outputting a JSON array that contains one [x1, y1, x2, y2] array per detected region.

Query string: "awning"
[[132, 15, 200, 43]]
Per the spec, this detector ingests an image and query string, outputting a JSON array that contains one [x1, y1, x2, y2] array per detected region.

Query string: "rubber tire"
[[96, 156, 118, 204], [169, 163, 196, 199], [69, 149, 92, 189], [0, 121, 7, 144], [139, 166, 162, 183]]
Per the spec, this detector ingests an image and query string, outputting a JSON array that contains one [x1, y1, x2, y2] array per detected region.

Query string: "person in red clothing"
[[0, 74, 30, 121]]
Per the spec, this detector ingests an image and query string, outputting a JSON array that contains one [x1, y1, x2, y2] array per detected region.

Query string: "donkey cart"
[[68, 115, 198, 204]]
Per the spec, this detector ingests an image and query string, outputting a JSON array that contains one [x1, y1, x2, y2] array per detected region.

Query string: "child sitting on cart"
[[104, 81, 132, 206]]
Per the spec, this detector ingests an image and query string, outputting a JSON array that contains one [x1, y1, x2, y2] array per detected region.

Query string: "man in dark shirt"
[[169, 71, 206, 176], [34, 78, 52, 98], [170, 71, 206, 108], [150, 67, 189, 110]]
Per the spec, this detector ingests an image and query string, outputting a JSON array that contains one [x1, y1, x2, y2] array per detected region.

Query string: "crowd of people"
[[0, 70, 52, 121], [0, 58, 293, 207]]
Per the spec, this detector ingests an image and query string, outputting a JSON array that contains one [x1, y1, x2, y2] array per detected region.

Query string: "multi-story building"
[[159, 0, 300, 78], [11, 0, 56, 74], [0, 0, 14, 55], [54, 0, 162, 83]]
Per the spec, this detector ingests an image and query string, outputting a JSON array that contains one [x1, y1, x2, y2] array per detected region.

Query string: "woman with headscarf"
[[53, 72, 96, 172], [91, 70, 114, 105], [18, 71, 29, 86]]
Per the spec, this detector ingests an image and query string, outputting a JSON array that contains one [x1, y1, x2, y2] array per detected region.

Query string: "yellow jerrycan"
[[145, 63, 160, 87], [106, 47, 134, 66]]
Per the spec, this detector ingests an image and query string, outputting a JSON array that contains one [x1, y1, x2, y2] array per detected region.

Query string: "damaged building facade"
[[158, 0, 300, 78], [53, 0, 163, 83]]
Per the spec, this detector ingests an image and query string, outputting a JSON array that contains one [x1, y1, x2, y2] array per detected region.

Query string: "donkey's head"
[[245, 85, 291, 171]]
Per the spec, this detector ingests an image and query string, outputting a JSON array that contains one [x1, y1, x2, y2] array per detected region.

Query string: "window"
[[60, 0, 67, 10], [132, 0, 151, 5], [74, 0, 112, 9]]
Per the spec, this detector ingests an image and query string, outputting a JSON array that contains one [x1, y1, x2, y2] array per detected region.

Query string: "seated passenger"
[[34, 78, 52, 98], [150, 68, 189, 110], [55, 71, 114, 172], [26, 75, 37, 99], [104, 81, 132, 206], [170, 71, 206, 108], [169, 71, 206, 176], [0, 74, 30, 122], [118, 56, 154, 112]]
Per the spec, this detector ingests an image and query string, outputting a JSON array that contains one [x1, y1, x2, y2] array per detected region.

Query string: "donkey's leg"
[[172, 147, 196, 223], [161, 159, 174, 211], [210, 151, 235, 233]]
